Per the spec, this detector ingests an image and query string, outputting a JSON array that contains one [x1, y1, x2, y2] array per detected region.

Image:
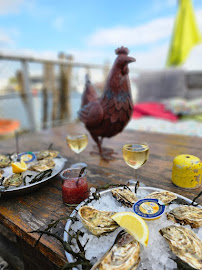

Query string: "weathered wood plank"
[[0, 124, 201, 268]]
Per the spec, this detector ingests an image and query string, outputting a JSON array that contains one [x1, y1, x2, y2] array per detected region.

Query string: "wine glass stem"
[[134, 169, 138, 181]]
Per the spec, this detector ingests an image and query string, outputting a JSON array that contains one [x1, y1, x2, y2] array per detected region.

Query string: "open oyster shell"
[[159, 225, 202, 270], [146, 191, 177, 205], [166, 205, 202, 228], [2, 173, 23, 188], [91, 230, 140, 270], [36, 150, 59, 160], [0, 154, 11, 168], [29, 159, 55, 172], [111, 187, 138, 207], [78, 206, 118, 236]]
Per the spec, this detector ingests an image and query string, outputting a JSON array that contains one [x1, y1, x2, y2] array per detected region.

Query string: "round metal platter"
[[63, 186, 200, 270], [0, 153, 67, 197]]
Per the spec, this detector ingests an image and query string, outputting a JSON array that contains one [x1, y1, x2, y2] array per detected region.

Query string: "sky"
[[1, 0, 202, 70]]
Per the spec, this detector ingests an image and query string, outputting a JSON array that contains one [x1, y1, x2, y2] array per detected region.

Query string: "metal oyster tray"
[[0, 153, 67, 197], [63, 186, 200, 270]]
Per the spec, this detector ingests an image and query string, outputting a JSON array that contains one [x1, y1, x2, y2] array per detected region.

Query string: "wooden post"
[[58, 52, 66, 121], [51, 65, 58, 125], [65, 54, 73, 121], [42, 63, 55, 129], [58, 53, 72, 121], [21, 60, 37, 131], [42, 64, 48, 129], [16, 70, 26, 103]]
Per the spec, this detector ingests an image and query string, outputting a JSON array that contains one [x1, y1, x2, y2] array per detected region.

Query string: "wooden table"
[[0, 123, 201, 269]]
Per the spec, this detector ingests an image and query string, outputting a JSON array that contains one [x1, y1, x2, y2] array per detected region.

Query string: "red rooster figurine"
[[78, 46, 135, 159]]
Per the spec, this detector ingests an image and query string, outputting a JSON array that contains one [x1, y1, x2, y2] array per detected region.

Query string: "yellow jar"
[[172, 154, 202, 189]]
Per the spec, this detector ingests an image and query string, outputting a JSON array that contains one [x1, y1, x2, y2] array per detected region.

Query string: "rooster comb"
[[115, 46, 129, 55]]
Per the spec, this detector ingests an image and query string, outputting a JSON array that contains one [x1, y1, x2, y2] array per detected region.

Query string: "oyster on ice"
[[36, 150, 59, 160], [166, 205, 202, 228], [29, 159, 55, 172], [91, 230, 140, 270], [78, 206, 118, 236], [111, 187, 138, 207], [159, 225, 202, 270], [0, 154, 11, 168], [146, 191, 177, 205], [2, 173, 23, 188]]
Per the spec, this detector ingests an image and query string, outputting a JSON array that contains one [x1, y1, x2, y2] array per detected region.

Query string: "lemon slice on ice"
[[111, 212, 149, 246], [12, 160, 27, 173]]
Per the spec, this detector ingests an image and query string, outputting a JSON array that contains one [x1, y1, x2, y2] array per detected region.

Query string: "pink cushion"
[[132, 102, 178, 122]]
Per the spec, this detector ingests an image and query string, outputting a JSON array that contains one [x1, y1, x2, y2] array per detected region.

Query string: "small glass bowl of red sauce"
[[60, 167, 89, 204]]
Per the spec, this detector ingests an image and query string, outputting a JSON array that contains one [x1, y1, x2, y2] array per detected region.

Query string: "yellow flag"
[[166, 0, 202, 66]]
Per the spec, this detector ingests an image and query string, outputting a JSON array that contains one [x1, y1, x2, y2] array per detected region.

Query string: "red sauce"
[[62, 178, 89, 204]]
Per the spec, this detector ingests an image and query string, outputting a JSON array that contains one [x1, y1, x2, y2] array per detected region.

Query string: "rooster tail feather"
[[80, 74, 98, 107]]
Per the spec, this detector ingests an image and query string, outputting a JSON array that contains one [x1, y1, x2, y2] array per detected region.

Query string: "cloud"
[[0, 27, 20, 48], [183, 44, 202, 70], [52, 16, 65, 32], [0, 48, 58, 61], [166, 0, 176, 7], [0, 0, 24, 15], [68, 44, 169, 70], [88, 16, 174, 47], [68, 48, 111, 63], [195, 8, 202, 28], [131, 43, 169, 70], [88, 6, 202, 48], [131, 42, 202, 71], [151, 0, 176, 14], [0, 29, 14, 45]]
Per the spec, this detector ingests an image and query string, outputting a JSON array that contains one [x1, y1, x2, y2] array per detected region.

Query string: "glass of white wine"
[[122, 143, 149, 182], [66, 133, 88, 169]]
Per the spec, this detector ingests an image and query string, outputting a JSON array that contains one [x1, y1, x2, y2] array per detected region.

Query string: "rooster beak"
[[126, 56, 136, 63]]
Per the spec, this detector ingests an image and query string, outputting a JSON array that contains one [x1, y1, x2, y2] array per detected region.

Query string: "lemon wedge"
[[111, 212, 149, 246], [12, 160, 27, 173]]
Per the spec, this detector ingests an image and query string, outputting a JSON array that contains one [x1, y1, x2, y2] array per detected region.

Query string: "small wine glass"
[[122, 143, 149, 184], [66, 133, 88, 169]]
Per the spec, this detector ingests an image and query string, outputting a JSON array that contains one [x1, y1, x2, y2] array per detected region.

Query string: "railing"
[[0, 53, 124, 133], [2, 53, 201, 137]]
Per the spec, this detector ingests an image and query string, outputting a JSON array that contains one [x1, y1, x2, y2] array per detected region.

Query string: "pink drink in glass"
[[60, 168, 89, 204]]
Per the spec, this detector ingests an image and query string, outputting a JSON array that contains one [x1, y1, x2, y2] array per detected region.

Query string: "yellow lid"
[[172, 154, 202, 189]]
